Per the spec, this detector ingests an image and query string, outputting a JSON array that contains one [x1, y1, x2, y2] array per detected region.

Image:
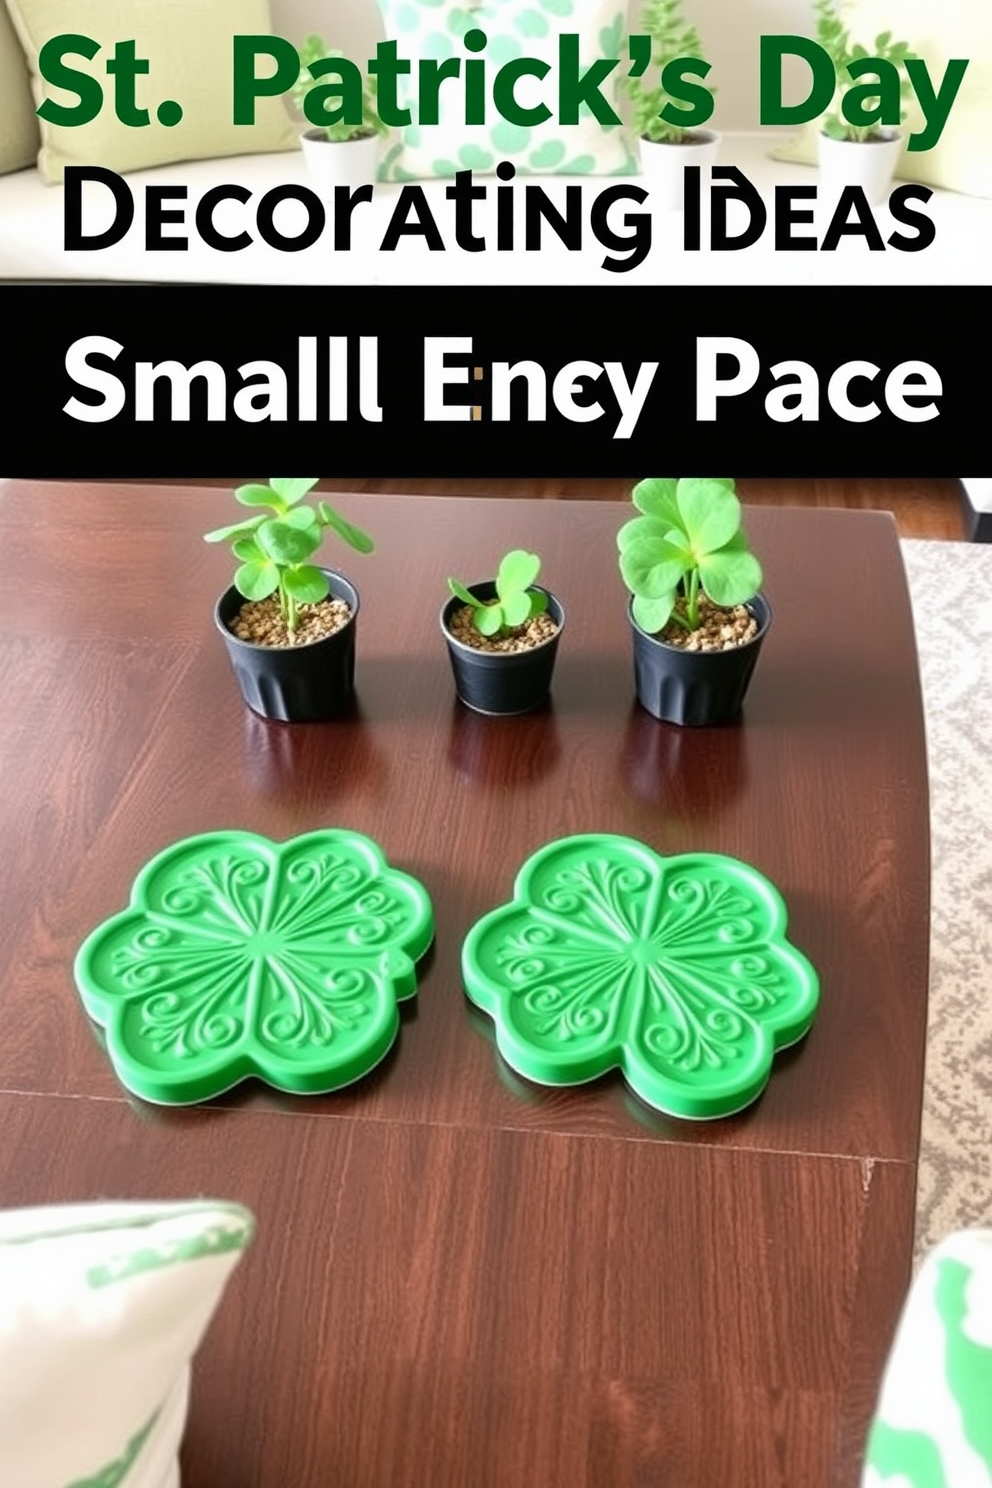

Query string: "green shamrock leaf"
[[448, 549, 548, 638], [528, 140, 566, 169], [74, 830, 434, 1104], [458, 144, 495, 170], [516, 9, 549, 37], [618, 477, 762, 633], [462, 835, 819, 1119], [204, 479, 373, 635]]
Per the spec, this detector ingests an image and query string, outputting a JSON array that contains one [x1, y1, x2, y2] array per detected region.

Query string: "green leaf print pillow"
[[375, 0, 637, 180], [0, 1200, 253, 1488], [862, 1228, 992, 1488]]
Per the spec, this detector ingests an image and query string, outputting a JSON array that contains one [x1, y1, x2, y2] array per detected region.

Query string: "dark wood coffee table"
[[0, 483, 930, 1488]]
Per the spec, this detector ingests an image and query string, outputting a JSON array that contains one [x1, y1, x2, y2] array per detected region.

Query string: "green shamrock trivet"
[[462, 835, 819, 1119], [74, 829, 434, 1104]]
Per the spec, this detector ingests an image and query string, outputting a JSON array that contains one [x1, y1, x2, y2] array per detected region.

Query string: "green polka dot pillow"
[[375, 0, 637, 179]]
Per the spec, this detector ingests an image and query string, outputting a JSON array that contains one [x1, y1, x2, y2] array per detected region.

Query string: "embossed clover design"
[[462, 835, 819, 1119], [74, 830, 434, 1104]]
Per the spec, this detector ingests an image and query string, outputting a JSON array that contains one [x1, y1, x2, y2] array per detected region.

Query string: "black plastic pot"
[[441, 583, 564, 716], [214, 569, 359, 723], [629, 592, 771, 727]]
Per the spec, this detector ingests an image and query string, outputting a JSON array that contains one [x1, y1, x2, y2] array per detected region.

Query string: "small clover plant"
[[814, 0, 914, 143], [618, 478, 762, 635], [290, 35, 387, 143], [624, 0, 715, 145], [448, 551, 548, 638], [204, 478, 374, 634]]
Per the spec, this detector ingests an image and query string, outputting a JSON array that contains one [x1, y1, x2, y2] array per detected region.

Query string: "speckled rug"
[[902, 540, 992, 1263]]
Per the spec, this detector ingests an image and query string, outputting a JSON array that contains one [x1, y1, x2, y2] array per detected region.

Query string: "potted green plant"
[[617, 478, 769, 726], [624, 0, 719, 209], [290, 34, 388, 193], [812, 0, 914, 204], [441, 550, 565, 716], [204, 478, 374, 723]]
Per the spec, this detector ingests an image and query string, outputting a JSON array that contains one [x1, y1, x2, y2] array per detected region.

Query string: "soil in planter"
[[228, 594, 352, 648], [657, 594, 759, 652], [448, 605, 560, 654]]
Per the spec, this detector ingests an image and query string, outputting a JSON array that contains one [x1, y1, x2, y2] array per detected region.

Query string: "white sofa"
[[1, 0, 990, 286]]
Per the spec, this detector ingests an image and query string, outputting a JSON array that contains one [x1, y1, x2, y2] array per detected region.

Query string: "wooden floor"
[[314, 477, 968, 541]]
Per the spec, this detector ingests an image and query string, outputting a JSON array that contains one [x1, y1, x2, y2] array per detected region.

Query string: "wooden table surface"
[[0, 482, 931, 1488]]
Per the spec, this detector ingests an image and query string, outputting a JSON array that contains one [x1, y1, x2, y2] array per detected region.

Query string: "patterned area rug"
[[903, 540, 992, 1263]]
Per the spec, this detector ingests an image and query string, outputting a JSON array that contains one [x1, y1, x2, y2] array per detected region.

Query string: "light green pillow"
[[771, 1, 992, 199], [0, 0, 39, 173], [0, 1199, 254, 1488], [375, 0, 637, 180], [5, 0, 299, 184]]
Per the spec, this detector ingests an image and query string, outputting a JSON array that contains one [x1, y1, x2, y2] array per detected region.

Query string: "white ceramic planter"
[[816, 128, 903, 207], [300, 130, 380, 194], [638, 129, 720, 211]]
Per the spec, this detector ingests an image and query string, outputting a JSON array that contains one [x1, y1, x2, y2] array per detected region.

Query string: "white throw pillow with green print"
[[375, 0, 637, 179], [0, 1199, 254, 1488], [862, 1228, 992, 1487]]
